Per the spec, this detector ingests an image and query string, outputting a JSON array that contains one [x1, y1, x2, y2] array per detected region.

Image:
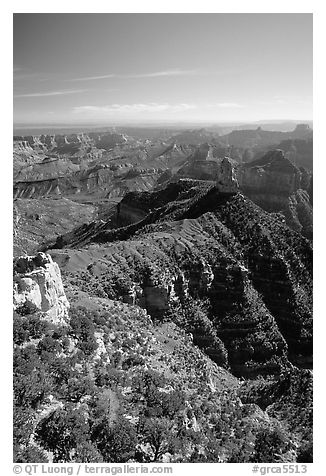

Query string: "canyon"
[[13, 124, 313, 463]]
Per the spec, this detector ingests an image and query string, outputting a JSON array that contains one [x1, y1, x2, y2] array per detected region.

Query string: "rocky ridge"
[[47, 180, 312, 375]]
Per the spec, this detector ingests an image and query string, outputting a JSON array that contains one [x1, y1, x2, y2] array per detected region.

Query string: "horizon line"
[[13, 118, 313, 126]]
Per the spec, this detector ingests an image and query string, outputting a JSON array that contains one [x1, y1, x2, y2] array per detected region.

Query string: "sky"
[[13, 13, 312, 125]]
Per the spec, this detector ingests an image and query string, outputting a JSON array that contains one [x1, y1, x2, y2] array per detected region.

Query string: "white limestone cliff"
[[13, 252, 69, 323]]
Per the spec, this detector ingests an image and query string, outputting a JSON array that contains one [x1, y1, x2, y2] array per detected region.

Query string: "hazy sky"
[[13, 13, 312, 125]]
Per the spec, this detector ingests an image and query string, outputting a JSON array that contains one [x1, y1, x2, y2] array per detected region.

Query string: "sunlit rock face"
[[13, 252, 69, 323]]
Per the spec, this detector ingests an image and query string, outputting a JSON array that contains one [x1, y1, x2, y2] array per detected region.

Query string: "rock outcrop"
[[176, 144, 239, 193], [217, 157, 239, 193], [13, 252, 69, 323]]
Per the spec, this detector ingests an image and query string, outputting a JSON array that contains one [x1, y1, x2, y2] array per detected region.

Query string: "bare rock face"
[[283, 189, 313, 239], [238, 149, 301, 201], [13, 252, 69, 323], [216, 157, 239, 193], [237, 150, 312, 236], [176, 144, 219, 181], [139, 271, 179, 316]]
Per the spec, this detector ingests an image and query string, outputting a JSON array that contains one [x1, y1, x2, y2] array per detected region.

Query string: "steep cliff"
[[238, 150, 312, 237], [239, 150, 301, 199], [13, 252, 70, 323]]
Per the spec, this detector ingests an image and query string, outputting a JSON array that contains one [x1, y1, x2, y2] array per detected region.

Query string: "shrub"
[[13, 406, 35, 447], [13, 313, 48, 345], [14, 444, 49, 463], [74, 442, 103, 463], [139, 417, 174, 462], [69, 308, 98, 356], [35, 406, 90, 462], [297, 440, 313, 463], [91, 417, 137, 462], [250, 427, 293, 463]]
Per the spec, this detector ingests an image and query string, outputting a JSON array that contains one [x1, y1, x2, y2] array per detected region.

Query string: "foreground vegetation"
[[14, 302, 312, 463]]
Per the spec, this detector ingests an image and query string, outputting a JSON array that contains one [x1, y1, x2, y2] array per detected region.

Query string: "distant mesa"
[[294, 123, 311, 132]]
